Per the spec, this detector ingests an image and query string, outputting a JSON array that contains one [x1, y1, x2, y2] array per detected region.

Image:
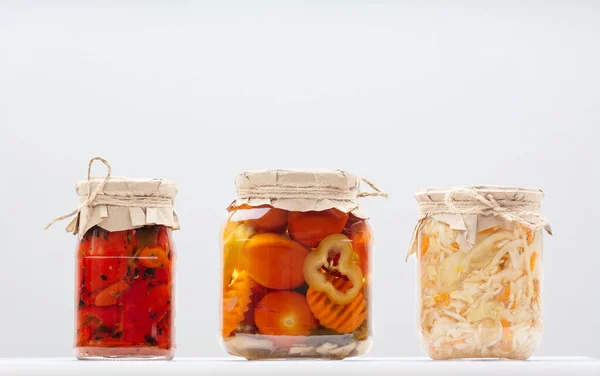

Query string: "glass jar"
[[75, 225, 175, 359], [409, 186, 551, 360], [220, 170, 385, 360], [46, 157, 179, 360]]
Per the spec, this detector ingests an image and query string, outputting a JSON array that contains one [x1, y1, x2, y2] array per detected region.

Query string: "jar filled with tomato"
[[47, 158, 179, 360], [221, 170, 386, 360]]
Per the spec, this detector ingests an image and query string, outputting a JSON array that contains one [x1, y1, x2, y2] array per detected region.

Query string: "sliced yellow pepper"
[[303, 234, 363, 305]]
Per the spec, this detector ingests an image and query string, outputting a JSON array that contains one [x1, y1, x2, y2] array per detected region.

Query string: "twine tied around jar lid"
[[46, 157, 179, 238], [45, 157, 112, 231], [356, 176, 388, 199], [233, 169, 387, 217], [421, 187, 552, 235], [407, 186, 552, 259]]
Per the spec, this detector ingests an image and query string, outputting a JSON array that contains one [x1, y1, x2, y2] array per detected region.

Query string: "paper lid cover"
[[233, 169, 387, 217], [415, 185, 544, 205], [46, 158, 179, 238]]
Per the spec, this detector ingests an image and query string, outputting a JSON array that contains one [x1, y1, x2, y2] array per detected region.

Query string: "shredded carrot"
[[521, 225, 534, 244], [478, 226, 500, 236], [500, 319, 513, 350], [533, 280, 541, 303], [499, 284, 511, 302], [442, 339, 465, 346], [434, 292, 450, 306], [420, 234, 430, 259], [450, 242, 460, 249], [530, 251, 538, 272]]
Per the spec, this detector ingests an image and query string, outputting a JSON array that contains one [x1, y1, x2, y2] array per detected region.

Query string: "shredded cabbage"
[[418, 218, 542, 360]]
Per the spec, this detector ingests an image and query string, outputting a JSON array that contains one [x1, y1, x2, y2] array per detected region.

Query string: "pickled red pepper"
[[76, 226, 174, 351]]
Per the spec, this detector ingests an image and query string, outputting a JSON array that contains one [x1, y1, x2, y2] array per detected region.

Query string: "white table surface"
[[0, 357, 598, 376]]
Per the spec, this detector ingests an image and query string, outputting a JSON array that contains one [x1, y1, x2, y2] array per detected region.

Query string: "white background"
[[1, 0, 599, 359]]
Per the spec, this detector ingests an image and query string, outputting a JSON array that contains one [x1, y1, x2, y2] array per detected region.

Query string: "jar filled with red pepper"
[[47, 158, 179, 360], [220, 170, 386, 360]]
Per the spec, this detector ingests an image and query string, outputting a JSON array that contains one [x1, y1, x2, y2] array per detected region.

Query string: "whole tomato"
[[241, 234, 308, 290], [343, 215, 372, 276], [288, 209, 349, 248], [254, 291, 315, 336], [229, 205, 288, 234]]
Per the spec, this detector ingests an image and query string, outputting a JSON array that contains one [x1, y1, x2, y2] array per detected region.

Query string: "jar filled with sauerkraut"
[[408, 186, 552, 360]]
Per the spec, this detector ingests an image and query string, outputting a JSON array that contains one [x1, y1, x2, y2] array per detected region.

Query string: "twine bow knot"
[[444, 188, 552, 235], [407, 186, 552, 260], [357, 176, 388, 199], [45, 157, 112, 231]]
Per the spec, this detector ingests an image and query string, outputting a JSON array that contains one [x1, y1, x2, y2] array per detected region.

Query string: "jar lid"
[[415, 185, 544, 204], [76, 177, 178, 199], [46, 157, 179, 238], [233, 169, 386, 217], [407, 185, 551, 258]]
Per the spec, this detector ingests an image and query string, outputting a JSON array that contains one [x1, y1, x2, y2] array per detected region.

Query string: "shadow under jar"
[[409, 186, 551, 360], [220, 170, 385, 360]]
